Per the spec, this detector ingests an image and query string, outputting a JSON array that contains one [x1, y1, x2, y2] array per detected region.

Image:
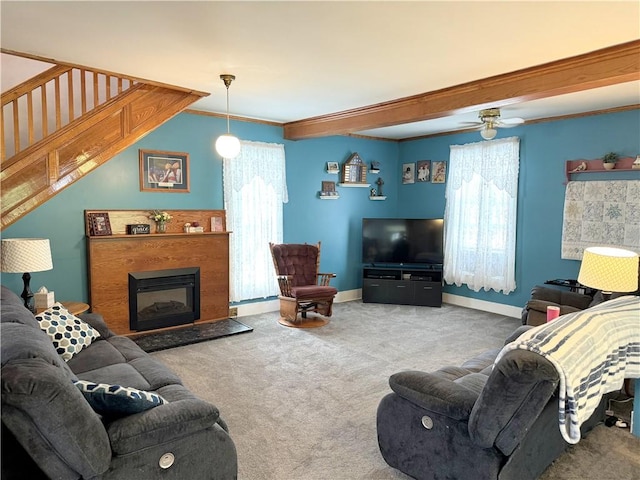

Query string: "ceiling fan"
[[463, 108, 525, 140]]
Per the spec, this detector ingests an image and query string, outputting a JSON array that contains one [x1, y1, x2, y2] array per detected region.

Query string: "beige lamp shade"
[[1, 238, 53, 273], [577, 246, 639, 293]]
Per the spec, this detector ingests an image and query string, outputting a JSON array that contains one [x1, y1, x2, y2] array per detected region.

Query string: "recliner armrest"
[[106, 386, 221, 455], [389, 371, 482, 420], [78, 313, 114, 339]]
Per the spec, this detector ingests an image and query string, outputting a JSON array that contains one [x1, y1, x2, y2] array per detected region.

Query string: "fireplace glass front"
[[128, 267, 200, 331]]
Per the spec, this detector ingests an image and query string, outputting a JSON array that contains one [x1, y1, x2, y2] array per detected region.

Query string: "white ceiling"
[[2, 1, 639, 140]]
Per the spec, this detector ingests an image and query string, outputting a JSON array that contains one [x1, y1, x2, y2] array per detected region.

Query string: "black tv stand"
[[362, 266, 442, 307]]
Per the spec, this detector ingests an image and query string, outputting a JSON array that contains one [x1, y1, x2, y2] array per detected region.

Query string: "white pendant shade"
[[215, 134, 241, 159]]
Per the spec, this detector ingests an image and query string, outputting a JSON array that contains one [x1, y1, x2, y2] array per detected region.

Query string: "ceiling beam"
[[283, 40, 640, 140]]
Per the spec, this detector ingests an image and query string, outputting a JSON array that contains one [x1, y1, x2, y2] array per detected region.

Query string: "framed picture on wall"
[[327, 162, 339, 174], [402, 163, 415, 184], [139, 150, 190, 193], [416, 161, 431, 182], [432, 161, 446, 183]]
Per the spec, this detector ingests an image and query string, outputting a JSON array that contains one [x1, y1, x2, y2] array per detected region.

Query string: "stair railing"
[[1, 65, 136, 163]]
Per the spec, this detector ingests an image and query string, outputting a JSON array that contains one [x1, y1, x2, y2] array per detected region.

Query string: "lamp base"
[[21, 272, 35, 313]]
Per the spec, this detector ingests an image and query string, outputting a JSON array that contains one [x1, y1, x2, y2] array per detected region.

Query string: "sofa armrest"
[[468, 349, 558, 455], [106, 387, 221, 455], [78, 313, 114, 339], [389, 371, 481, 420]]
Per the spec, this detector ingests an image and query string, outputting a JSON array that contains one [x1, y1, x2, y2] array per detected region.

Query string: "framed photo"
[[321, 181, 336, 192], [416, 161, 431, 182], [139, 150, 190, 193], [88, 212, 112, 236], [211, 217, 224, 232], [402, 163, 415, 184], [432, 161, 446, 183], [327, 161, 339, 174]]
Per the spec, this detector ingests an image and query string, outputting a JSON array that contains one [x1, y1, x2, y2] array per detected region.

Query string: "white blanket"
[[497, 295, 640, 444]]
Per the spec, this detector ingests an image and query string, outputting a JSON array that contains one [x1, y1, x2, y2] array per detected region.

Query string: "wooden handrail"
[[1, 64, 138, 162], [1, 65, 71, 105]]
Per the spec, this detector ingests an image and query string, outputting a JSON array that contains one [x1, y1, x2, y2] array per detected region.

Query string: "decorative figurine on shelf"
[[370, 188, 377, 196], [570, 161, 587, 173], [376, 177, 384, 196], [149, 210, 172, 233], [370, 161, 380, 173], [633, 155, 640, 169]]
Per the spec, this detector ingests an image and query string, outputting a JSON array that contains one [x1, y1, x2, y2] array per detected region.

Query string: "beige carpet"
[[151, 301, 640, 480]]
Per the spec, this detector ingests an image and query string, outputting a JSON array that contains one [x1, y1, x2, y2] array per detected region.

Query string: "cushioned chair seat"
[[291, 285, 338, 299]]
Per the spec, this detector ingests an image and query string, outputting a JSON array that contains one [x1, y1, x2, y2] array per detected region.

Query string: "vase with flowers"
[[149, 210, 172, 233]]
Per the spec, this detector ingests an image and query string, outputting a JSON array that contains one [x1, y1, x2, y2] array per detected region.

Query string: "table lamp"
[[577, 246, 639, 301], [1, 238, 53, 312]]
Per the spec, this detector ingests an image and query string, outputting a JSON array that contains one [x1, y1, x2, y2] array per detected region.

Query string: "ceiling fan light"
[[215, 133, 241, 159], [480, 126, 497, 140]]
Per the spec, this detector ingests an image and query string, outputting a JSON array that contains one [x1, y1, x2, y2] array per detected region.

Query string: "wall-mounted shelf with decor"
[[565, 156, 640, 183], [369, 196, 387, 201], [319, 195, 340, 200], [338, 183, 370, 188]]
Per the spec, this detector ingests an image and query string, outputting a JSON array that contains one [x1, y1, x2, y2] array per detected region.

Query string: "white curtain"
[[223, 140, 288, 302], [444, 137, 520, 294]]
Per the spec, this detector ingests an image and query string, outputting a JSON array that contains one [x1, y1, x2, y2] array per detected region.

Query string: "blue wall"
[[399, 109, 640, 307], [2, 109, 638, 311]]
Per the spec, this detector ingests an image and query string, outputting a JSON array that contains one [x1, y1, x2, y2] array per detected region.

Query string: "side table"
[[36, 301, 90, 316]]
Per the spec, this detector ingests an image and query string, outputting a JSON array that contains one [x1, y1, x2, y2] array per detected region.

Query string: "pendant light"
[[215, 74, 241, 159]]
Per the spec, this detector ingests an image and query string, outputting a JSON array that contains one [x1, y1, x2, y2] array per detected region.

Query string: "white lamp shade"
[[578, 246, 639, 292], [215, 134, 241, 159], [480, 127, 497, 140], [1, 238, 53, 273]]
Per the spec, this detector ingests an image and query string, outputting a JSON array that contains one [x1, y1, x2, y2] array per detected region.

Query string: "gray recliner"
[[376, 326, 609, 480], [521, 285, 593, 326], [1, 286, 237, 479]]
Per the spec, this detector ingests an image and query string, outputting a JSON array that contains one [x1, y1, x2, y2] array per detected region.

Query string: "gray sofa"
[[377, 326, 609, 480], [1, 285, 237, 479]]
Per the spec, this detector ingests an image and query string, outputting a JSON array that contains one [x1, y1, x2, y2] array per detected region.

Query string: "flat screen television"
[[362, 218, 444, 266]]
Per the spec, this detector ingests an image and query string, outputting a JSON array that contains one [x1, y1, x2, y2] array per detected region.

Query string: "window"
[[444, 137, 520, 294], [223, 141, 288, 302]]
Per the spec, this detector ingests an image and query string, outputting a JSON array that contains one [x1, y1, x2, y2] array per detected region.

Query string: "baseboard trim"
[[443, 293, 521, 319], [234, 289, 521, 319]]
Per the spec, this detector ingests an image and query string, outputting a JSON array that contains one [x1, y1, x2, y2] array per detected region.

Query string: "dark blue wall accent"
[[2, 109, 638, 313]]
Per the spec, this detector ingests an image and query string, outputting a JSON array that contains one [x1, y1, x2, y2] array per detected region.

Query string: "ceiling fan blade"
[[499, 117, 525, 126], [460, 121, 484, 127]]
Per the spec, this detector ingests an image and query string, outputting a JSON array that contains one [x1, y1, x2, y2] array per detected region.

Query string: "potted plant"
[[602, 152, 619, 170]]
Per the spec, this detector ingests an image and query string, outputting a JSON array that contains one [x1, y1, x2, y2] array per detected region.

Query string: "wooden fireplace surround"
[[85, 209, 229, 335]]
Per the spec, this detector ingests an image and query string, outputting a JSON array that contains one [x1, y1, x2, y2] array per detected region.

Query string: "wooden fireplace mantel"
[[85, 209, 230, 335]]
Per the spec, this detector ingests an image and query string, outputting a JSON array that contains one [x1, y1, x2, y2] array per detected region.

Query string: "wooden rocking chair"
[[269, 242, 337, 328]]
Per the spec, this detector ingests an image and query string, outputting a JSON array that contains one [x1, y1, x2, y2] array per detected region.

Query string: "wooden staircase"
[[1, 58, 208, 229]]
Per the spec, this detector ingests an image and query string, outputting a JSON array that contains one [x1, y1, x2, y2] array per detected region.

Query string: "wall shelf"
[[565, 156, 640, 183], [369, 196, 387, 201], [319, 195, 340, 200], [338, 182, 370, 188]]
